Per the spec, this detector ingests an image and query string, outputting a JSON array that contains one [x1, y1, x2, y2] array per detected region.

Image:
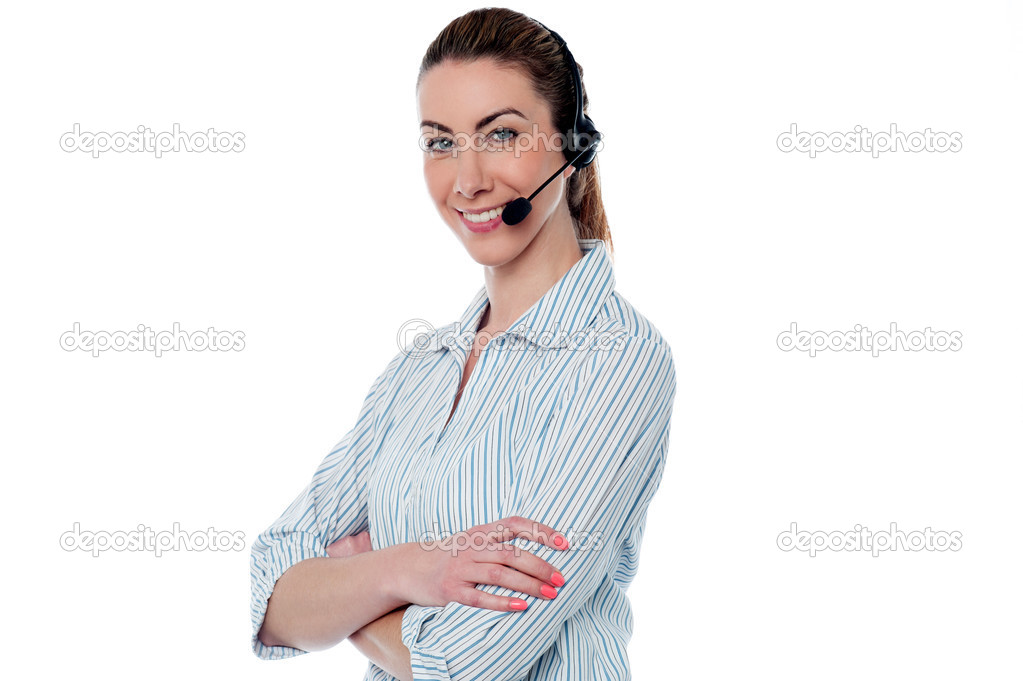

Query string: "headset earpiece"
[[535, 22, 602, 170], [499, 20, 603, 226]]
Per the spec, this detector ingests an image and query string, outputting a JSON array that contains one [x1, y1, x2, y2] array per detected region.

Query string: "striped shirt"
[[250, 237, 677, 680]]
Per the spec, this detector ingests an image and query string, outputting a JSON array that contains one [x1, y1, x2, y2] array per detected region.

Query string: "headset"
[[535, 20, 602, 169], [500, 20, 603, 226]]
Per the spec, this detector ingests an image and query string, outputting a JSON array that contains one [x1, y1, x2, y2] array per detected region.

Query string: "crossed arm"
[[349, 608, 413, 681], [252, 339, 676, 678]]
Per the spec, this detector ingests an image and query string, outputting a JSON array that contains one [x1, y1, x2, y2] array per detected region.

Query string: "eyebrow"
[[420, 107, 527, 134]]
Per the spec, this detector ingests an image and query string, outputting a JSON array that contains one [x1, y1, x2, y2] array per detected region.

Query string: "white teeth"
[[460, 205, 504, 223]]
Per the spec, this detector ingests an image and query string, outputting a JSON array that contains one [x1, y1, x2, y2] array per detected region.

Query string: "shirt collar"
[[435, 238, 615, 353]]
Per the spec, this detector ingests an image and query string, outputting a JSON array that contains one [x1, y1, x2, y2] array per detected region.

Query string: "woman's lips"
[[457, 207, 505, 233]]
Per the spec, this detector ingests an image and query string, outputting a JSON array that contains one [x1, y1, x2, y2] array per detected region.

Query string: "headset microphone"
[[501, 144, 595, 225], [501, 22, 602, 227]]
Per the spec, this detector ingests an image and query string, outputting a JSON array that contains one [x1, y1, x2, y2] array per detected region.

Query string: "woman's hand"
[[397, 515, 569, 613], [326, 530, 373, 559]]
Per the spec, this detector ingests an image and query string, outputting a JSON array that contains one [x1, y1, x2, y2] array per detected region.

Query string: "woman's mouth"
[[457, 204, 506, 233]]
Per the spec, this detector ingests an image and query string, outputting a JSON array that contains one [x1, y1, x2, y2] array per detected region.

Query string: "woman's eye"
[[489, 128, 517, 146], [426, 137, 454, 153]]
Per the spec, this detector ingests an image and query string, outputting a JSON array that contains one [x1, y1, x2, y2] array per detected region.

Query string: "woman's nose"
[[453, 148, 489, 198]]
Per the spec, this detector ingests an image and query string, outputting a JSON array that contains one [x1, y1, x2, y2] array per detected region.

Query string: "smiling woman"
[[419, 57, 584, 265], [416, 15, 610, 269], [249, 7, 677, 681]]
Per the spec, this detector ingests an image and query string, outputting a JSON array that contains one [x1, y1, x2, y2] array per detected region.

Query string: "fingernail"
[[550, 571, 565, 587], [553, 534, 568, 549], [541, 585, 558, 599], [509, 599, 528, 611]]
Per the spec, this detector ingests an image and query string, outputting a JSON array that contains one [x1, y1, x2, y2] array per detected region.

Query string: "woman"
[[250, 8, 676, 680]]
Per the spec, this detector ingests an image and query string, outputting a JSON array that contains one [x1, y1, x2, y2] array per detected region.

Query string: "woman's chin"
[[447, 214, 544, 268], [460, 238, 526, 268]]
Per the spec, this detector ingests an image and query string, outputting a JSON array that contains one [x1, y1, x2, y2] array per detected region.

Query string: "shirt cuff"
[[250, 531, 327, 660], [401, 605, 451, 680]]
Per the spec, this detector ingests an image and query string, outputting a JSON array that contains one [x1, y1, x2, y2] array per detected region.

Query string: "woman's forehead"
[[418, 59, 550, 128]]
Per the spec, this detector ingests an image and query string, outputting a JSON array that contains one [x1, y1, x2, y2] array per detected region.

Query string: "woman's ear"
[[563, 165, 576, 180]]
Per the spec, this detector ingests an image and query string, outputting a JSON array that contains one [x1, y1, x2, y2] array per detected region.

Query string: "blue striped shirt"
[[250, 238, 677, 680]]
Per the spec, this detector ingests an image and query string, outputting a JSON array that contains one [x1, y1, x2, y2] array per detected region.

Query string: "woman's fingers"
[[481, 515, 570, 552], [456, 585, 530, 612], [325, 531, 372, 559], [325, 536, 352, 558], [351, 530, 373, 553], [466, 558, 559, 604], [472, 542, 565, 588], [399, 516, 570, 612]]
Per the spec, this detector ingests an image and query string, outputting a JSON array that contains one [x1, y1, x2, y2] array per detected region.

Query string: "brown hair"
[[417, 7, 613, 257]]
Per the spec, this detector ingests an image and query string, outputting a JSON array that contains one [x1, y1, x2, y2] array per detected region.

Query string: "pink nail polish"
[[553, 534, 568, 549], [541, 585, 558, 599], [509, 599, 528, 611], [550, 571, 565, 587]]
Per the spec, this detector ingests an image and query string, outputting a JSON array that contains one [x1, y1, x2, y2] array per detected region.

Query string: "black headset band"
[[531, 19, 602, 167]]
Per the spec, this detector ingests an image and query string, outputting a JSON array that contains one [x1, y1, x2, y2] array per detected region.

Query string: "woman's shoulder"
[[591, 288, 674, 356], [553, 288, 676, 403]]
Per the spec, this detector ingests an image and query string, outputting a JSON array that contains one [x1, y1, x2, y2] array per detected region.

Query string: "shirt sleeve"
[[400, 337, 677, 681], [249, 354, 399, 661]]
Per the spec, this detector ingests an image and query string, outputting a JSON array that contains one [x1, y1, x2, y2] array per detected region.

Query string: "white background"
[[2, 0, 1020, 678]]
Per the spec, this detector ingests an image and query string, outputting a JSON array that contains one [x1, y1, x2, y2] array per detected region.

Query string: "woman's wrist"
[[382, 542, 416, 606], [324, 532, 412, 608]]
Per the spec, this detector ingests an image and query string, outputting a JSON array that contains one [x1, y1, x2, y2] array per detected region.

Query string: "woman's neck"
[[478, 211, 584, 335]]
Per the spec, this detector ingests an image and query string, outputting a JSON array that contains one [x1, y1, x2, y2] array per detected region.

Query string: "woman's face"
[[417, 57, 575, 267]]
